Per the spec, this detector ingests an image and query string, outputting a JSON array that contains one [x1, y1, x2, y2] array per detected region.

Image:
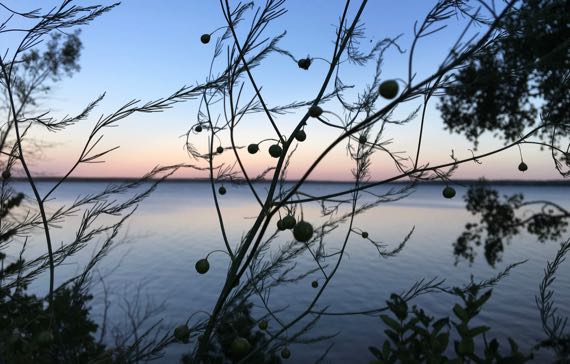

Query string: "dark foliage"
[[439, 0, 570, 147], [369, 286, 531, 363], [182, 301, 281, 364], [454, 180, 568, 266], [13, 31, 82, 107], [0, 278, 106, 363]]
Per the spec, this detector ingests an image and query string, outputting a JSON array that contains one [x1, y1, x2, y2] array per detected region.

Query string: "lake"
[[7, 181, 570, 363]]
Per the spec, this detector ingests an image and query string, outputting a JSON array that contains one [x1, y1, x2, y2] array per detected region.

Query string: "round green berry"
[[442, 186, 456, 199], [379, 80, 399, 99], [518, 162, 528, 172], [295, 130, 307, 142], [268, 144, 283, 158], [200, 34, 211, 44], [195, 258, 210, 274], [293, 221, 314, 242], [277, 219, 287, 231], [258, 320, 268, 331], [247, 144, 259, 154], [297, 58, 311, 70], [282, 215, 296, 229], [281, 347, 291, 359], [231, 337, 251, 357], [174, 325, 191, 343], [308, 105, 322, 118]]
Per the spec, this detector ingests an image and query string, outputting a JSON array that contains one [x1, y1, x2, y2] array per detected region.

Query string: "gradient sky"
[[3, 0, 564, 181]]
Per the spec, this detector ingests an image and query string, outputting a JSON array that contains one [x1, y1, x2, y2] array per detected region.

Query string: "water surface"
[[8, 181, 570, 363]]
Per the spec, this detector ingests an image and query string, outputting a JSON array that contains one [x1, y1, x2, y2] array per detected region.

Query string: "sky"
[[2, 0, 565, 181]]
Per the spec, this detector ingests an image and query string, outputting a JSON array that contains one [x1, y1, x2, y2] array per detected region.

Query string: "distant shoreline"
[[9, 177, 570, 186]]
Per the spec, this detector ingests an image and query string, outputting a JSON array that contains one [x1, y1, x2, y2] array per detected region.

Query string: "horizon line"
[[9, 177, 570, 185]]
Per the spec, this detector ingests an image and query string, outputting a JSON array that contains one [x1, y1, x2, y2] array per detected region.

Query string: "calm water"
[[8, 181, 570, 363]]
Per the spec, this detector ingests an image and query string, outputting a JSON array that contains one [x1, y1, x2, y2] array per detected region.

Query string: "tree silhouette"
[[454, 180, 569, 266], [439, 0, 569, 157], [443, 0, 569, 266]]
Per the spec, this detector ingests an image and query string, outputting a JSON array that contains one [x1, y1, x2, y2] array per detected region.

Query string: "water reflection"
[[453, 180, 569, 266]]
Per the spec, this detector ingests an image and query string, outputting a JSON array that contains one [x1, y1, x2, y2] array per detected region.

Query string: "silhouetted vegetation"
[[1, 0, 569, 363], [371, 289, 531, 363], [0, 278, 105, 363], [454, 180, 569, 266], [439, 0, 569, 152], [181, 301, 282, 364]]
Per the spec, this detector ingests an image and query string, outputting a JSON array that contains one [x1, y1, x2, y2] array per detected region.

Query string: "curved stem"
[[227, 69, 264, 207], [234, 0, 370, 283], [195, 1, 368, 359], [204, 95, 234, 258], [222, 0, 284, 144], [272, 0, 519, 208], [0, 58, 55, 307], [239, 157, 362, 363], [278, 124, 545, 204]]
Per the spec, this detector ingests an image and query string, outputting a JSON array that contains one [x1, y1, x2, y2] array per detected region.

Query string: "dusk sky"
[[5, 0, 563, 181]]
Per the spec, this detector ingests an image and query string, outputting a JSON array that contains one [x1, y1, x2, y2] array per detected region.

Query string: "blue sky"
[[3, 0, 563, 180]]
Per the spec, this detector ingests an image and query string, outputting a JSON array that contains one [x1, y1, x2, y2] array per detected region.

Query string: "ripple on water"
[[13, 182, 570, 363]]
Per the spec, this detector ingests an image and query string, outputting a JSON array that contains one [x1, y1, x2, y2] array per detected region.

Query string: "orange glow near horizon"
[[35, 130, 564, 181], [29, 106, 566, 182]]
